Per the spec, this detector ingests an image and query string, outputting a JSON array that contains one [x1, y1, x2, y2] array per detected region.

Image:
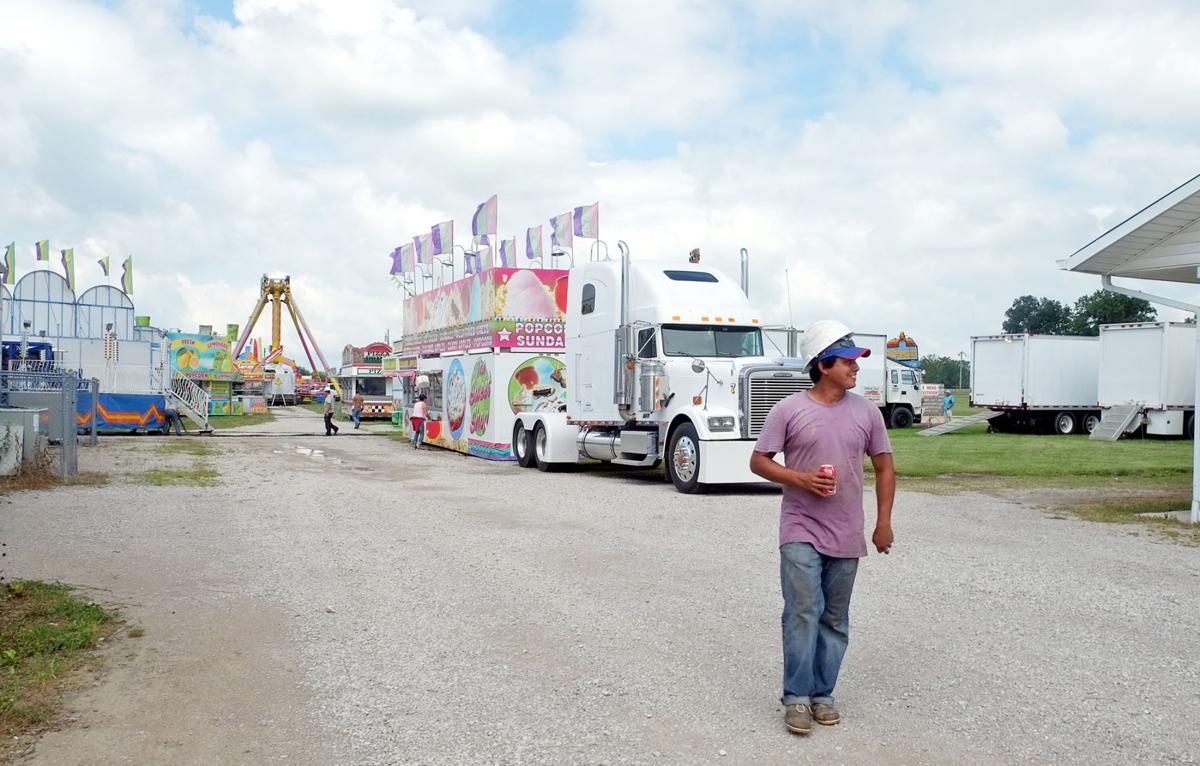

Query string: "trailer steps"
[[918, 411, 1004, 436], [1088, 405, 1141, 442]]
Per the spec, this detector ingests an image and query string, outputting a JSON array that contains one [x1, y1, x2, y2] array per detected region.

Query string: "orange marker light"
[[692, 395, 703, 405], [672, 315, 681, 321], [701, 316, 710, 322]]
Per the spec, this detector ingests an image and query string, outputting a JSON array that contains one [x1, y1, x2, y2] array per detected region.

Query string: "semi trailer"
[[970, 333, 1100, 434], [1097, 321, 1196, 438]]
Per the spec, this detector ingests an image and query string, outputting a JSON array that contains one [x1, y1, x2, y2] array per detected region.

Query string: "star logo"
[[497, 328, 512, 342]]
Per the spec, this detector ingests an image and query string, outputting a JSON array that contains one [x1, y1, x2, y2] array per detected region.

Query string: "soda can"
[[818, 464, 837, 496]]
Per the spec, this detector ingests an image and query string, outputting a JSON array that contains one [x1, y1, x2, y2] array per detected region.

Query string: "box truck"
[[1097, 321, 1196, 438], [970, 334, 1100, 434], [852, 333, 924, 428]]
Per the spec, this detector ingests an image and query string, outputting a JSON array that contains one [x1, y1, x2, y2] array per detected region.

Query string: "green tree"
[[1068, 290, 1157, 335], [919, 355, 970, 389], [1002, 295, 1073, 334]]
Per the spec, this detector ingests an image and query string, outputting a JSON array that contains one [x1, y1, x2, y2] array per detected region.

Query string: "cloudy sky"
[[3, 0, 1199, 364]]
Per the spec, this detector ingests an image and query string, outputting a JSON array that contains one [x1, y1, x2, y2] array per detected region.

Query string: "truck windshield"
[[661, 325, 764, 358]]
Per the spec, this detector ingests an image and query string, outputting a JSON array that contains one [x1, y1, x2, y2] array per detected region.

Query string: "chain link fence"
[[0, 369, 98, 477]]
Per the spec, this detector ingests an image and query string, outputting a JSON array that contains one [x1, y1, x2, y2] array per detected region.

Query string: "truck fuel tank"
[[638, 360, 669, 413]]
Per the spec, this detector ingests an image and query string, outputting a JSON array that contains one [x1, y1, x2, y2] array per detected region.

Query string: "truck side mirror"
[[690, 359, 706, 374]]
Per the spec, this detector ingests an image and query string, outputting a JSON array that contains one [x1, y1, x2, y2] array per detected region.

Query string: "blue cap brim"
[[818, 347, 871, 362]]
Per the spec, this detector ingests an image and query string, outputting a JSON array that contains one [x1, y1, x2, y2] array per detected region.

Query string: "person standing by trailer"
[[943, 391, 955, 420], [410, 394, 428, 449], [351, 390, 365, 429], [749, 319, 896, 736], [323, 386, 339, 436]]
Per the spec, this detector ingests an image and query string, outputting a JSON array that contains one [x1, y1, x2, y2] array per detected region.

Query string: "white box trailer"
[[970, 334, 1100, 434], [1098, 321, 1196, 437]]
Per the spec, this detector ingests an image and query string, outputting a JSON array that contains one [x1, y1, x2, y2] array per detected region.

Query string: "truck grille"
[[744, 369, 812, 437]]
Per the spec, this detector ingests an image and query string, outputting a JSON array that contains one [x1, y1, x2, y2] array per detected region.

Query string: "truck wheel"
[[1083, 413, 1101, 435], [667, 423, 706, 494], [889, 407, 913, 429], [513, 422, 535, 468], [1186, 413, 1195, 440], [533, 423, 558, 472], [1053, 411, 1077, 435]]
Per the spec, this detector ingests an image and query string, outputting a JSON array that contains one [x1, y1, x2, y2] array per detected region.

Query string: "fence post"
[[60, 372, 78, 478], [88, 378, 99, 446]]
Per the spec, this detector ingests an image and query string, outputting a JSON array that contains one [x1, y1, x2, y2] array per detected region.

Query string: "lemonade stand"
[[167, 330, 244, 415]]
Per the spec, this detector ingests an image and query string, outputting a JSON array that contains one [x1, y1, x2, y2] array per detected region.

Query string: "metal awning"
[[1060, 173, 1200, 524], [1058, 172, 1200, 284]]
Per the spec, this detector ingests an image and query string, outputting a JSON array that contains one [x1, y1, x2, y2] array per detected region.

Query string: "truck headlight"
[[707, 416, 735, 432]]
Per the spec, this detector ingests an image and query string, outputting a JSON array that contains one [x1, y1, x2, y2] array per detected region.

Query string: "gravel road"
[[4, 407, 1199, 765]]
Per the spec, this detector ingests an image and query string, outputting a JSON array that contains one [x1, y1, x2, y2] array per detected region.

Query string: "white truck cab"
[[512, 244, 809, 493]]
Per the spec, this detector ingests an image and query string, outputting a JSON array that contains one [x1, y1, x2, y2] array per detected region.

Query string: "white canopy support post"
[[1101, 275, 1200, 524]]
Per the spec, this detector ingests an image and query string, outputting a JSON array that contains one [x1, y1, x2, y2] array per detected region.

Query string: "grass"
[[134, 464, 220, 486], [0, 471, 108, 497], [157, 440, 215, 457], [0, 580, 116, 750], [205, 411, 275, 429]]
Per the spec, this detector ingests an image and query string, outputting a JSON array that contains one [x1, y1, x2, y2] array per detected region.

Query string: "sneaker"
[[812, 702, 840, 726], [784, 703, 812, 735]]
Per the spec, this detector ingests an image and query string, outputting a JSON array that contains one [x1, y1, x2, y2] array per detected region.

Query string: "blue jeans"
[[410, 419, 425, 446], [352, 408, 362, 428], [780, 542, 859, 707], [165, 410, 183, 435]]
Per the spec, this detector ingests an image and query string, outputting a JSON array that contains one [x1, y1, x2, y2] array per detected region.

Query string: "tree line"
[[1002, 290, 1157, 335]]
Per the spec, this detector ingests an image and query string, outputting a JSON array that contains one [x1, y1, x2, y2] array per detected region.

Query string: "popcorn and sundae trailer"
[[388, 266, 570, 458]]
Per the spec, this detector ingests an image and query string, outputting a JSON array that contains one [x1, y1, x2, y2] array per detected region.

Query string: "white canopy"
[[1060, 172, 1200, 524], [1059, 172, 1200, 283]]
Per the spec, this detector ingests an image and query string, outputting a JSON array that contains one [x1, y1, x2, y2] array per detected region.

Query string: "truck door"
[[899, 368, 918, 404]]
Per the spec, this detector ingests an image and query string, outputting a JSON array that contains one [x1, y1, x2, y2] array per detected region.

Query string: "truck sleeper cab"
[[511, 248, 808, 493]]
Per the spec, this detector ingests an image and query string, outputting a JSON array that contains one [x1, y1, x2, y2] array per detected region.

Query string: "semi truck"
[[1097, 321, 1195, 438], [512, 244, 809, 493], [970, 333, 1100, 434]]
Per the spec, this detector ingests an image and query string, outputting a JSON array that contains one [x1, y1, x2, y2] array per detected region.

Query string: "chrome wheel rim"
[[672, 436, 697, 482], [1084, 415, 1100, 434], [514, 425, 526, 458], [535, 428, 547, 462], [1056, 414, 1074, 434]]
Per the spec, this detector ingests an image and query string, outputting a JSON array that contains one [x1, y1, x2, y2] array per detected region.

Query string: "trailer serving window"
[[355, 376, 388, 397], [661, 324, 763, 358]]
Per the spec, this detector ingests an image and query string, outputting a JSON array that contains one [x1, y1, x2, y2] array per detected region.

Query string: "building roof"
[[1059, 172, 1200, 284]]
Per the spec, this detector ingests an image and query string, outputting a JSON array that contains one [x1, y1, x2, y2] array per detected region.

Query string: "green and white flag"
[[120, 255, 133, 294], [35, 239, 50, 261], [60, 248, 76, 291], [97, 255, 110, 276]]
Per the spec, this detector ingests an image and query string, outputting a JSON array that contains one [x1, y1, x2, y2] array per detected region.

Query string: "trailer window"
[[425, 371, 443, 411], [355, 377, 387, 397], [637, 327, 657, 358], [661, 325, 763, 358], [582, 284, 596, 315]]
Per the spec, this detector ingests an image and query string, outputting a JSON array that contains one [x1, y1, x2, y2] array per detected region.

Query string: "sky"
[[3, 0, 1200, 365]]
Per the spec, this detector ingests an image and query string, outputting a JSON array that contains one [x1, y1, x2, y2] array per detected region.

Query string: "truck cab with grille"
[[511, 243, 807, 493]]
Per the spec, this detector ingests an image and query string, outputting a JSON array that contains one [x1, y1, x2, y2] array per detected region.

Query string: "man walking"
[[749, 319, 896, 736], [323, 386, 339, 436], [351, 390, 365, 429]]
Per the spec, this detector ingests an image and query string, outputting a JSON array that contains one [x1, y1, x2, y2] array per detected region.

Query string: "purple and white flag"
[[413, 233, 433, 264], [498, 238, 517, 267], [471, 195, 498, 236], [463, 251, 482, 276], [550, 212, 573, 248], [573, 202, 598, 238], [400, 243, 415, 272], [431, 220, 454, 254], [389, 246, 404, 275], [526, 226, 543, 261]]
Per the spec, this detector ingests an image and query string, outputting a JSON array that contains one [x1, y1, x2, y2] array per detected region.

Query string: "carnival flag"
[[471, 194, 498, 236], [526, 225, 543, 261], [389, 246, 404, 276], [550, 212, 573, 248], [412, 235, 425, 264], [60, 248, 76, 291], [463, 251, 482, 276], [497, 237, 517, 268], [399, 242, 415, 272], [97, 256, 110, 276], [2, 242, 14, 285], [35, 239, 50, 262], [121, 256, 133, 294], [431, 220, 454, 254], [573, 202, 598, 238]]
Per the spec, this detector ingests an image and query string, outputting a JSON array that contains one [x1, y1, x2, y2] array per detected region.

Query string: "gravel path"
[[4, 407, 1199, 765]]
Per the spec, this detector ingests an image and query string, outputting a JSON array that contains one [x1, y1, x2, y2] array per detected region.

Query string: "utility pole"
[[958, 350, 965, 390]]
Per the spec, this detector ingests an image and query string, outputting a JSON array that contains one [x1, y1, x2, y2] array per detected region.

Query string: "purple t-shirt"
[[754, 391, 892, 558]]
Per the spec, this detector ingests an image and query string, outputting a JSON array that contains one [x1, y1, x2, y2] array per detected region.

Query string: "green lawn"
[[888, 423, 1192, 481], [204, 411, 275, 429]]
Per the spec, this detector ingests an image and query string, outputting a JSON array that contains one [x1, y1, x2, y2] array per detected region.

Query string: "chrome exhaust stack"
[[740, 247, 749, 298]]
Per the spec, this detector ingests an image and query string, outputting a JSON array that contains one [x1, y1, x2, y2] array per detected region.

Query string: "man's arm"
[[869, 451, 896, 553], [749, 451, 834, 496]]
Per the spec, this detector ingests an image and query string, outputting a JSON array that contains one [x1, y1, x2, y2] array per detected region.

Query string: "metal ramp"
[[919, 410, 1004, 437], [1089, 405, 1141, 442]]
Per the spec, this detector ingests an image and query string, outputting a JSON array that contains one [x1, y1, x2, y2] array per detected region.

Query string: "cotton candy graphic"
[[503, 269, 556, 320]]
